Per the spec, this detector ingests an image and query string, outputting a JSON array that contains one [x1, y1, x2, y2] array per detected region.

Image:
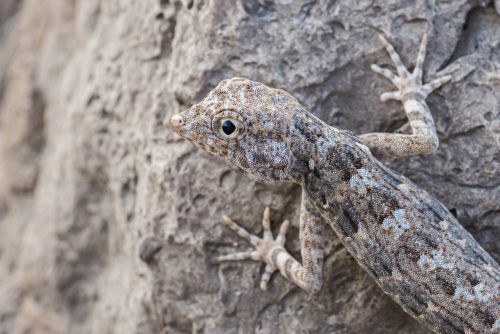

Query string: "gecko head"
[[169, 77, 309, 182]]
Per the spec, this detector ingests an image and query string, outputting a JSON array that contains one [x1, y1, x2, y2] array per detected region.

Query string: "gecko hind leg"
[[360, 34, 452, 158]]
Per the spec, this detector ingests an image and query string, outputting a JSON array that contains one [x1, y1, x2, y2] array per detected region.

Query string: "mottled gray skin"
[[169, 38, 500, 333]]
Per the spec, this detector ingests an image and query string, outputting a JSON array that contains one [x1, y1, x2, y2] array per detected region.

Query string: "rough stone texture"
[[0, 1, 498, 333]]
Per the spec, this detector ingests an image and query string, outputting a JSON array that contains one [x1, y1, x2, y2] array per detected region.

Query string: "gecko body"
[[169, 35, 500, 333]]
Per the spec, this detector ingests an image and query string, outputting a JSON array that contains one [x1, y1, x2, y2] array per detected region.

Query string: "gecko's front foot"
[[218, 207, 289, 291], [371, 34, 452, 102]]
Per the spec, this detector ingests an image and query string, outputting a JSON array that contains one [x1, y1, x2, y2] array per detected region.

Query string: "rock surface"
[[0, 1, 499, 333]]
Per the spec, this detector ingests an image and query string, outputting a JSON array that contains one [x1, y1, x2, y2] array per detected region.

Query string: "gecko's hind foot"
[[371, 34, 452, 102], [218, 207, 289, 291]]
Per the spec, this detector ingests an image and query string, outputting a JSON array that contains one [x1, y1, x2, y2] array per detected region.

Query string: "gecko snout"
[[168, 113, 184, 129]]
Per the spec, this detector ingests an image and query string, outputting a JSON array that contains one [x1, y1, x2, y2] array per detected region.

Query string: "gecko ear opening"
[[212, 110, 247, 141]]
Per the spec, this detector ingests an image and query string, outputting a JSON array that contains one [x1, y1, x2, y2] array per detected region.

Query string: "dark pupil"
[[222, 120, 236, 135]]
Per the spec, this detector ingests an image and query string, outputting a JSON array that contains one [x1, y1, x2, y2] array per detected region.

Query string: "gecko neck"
[[287, 113, 371, 205], [288, 114, 348, 183]]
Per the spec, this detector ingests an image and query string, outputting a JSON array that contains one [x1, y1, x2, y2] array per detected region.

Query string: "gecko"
[[168, 35, 500, 334]]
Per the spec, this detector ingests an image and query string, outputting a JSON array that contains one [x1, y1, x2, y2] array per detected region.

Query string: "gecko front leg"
[[218, 191, 325, 294], [360, 34, 452, 158]]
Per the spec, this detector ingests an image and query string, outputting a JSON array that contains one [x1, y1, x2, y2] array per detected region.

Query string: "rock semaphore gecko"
[[169, 35, 500, 333]]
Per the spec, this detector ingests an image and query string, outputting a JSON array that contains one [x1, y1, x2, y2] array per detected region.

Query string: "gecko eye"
[[222, 119, 236, 135], [212, 113, 246, 140]]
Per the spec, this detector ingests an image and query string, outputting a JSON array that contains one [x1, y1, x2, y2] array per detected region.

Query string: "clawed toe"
[[377, 34, 410, 79], [260, 264, 274, 290], [380, 91, 402, 102], [371, 64, 400, 86], [217, 250, 259, 262], [422, 75, 452, 96]]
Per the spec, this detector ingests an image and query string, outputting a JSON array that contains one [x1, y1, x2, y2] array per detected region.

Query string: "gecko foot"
[[218, 207, 289, 291], [371, 34, 452, 102]]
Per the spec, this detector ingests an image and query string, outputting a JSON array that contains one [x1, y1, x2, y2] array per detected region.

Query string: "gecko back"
[[317, 143, 500, 333]]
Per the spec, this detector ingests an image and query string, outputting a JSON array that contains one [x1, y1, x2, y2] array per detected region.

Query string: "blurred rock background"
[[0, 1, 498, 333]]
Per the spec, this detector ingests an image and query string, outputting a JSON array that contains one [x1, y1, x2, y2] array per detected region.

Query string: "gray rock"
[[0, 0, 498, 333]]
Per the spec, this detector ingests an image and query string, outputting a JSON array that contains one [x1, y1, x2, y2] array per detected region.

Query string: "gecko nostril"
[[169, 114, 184, 129]]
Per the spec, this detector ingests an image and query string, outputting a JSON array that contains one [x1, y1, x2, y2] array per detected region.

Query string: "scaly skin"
[[169, 35, 500, 333]]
